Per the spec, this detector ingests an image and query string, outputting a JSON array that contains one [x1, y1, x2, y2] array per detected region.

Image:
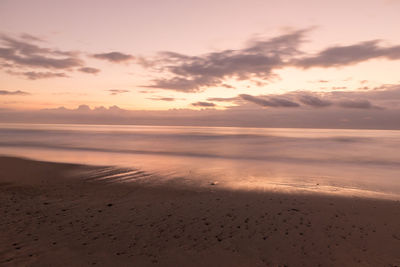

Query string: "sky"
[[1, 0, 400, 128]]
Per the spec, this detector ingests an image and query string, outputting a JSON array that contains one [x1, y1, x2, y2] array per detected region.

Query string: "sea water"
[[0, 123, 399, 199]]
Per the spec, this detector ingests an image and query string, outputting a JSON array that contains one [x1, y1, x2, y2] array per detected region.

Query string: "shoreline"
[[2, 121, 400, 131], [1, 156, 399, 266]]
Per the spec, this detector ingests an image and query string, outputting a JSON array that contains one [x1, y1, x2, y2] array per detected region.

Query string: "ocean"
[[0, 123, 399, 199]]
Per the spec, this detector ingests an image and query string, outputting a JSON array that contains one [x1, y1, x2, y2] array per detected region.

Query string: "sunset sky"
[[1, 0, 400, 128]]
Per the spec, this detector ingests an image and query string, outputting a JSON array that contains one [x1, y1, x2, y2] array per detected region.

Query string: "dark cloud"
[[144, 29, 309, 92], [108, 89, 130, 95], [226, 88, 395, 110], [0, 34, 83, 69], [7, 70, 68, 80], [92, 52, 134, 63], [191, 101, 216, 107], [299, 95, 332, 107], [146, 76, 216, 92], [284, 88, 397, 109], [0, 34, 101, 79], [78, 67, 100, 74], [240, 94, 300, 107], [139, 31, 400, 92], [295, 40, 400, 68], [199, 86, 400, 110], [148, 97, 177, 102], [0, 90, 30, 96]]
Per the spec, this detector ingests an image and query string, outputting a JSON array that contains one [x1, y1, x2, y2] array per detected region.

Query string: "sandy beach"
[[0, 156, 399, 266]]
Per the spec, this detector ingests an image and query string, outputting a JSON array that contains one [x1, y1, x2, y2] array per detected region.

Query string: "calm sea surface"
[[1, 123, 399, 199]]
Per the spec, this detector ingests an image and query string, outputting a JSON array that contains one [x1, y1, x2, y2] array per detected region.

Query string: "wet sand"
[[0, 156, 399, 266]]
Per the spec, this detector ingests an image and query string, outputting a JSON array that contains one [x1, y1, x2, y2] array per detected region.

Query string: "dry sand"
[[0, 156, 399, 266]]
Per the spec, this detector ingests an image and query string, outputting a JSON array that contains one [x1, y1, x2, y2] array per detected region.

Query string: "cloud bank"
[[0, 100, 398, 130], [2, 85, 399, 129]]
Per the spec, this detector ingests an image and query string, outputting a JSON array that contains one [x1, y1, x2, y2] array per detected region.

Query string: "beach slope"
[[0, 156, 399, 266]]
